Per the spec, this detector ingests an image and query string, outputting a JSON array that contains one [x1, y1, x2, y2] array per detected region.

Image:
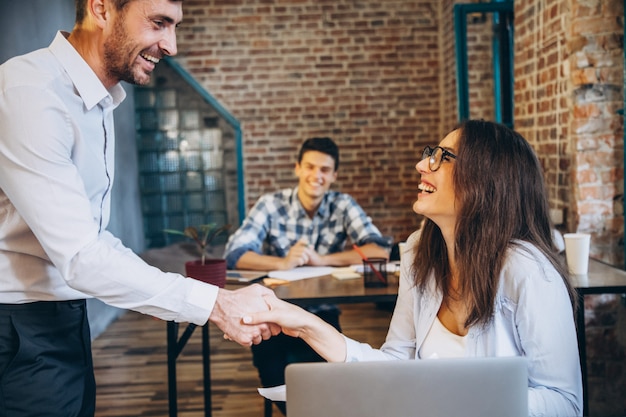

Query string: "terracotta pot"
[[184, 259, 227, 288]]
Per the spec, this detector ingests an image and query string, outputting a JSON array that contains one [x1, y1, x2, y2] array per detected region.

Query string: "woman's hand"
[[243, 294, 317, 338], [243, 294, 348, 362]]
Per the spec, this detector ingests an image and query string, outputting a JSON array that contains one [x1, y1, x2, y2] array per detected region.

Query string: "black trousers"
[[252, 307, 342, 415], [0, 300, 95, 417]]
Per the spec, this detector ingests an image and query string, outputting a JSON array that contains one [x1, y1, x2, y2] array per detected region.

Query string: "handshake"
[[209, 283, 283, 346], [209, 283, 317, 348]]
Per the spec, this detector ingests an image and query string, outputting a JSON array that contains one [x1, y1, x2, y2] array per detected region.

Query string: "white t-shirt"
[[418, 315, 467, 359]]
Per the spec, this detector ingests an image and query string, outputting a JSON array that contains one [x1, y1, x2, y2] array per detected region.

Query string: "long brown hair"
[[412, 120, 577, 327]]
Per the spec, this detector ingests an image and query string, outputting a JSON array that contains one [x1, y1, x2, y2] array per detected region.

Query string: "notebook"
[[285, 356, 528, 417]]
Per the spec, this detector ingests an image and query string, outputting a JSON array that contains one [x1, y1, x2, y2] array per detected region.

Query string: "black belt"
[[0, 299, 86, 311]]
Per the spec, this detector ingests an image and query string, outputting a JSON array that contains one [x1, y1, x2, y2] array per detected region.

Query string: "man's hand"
[[281, 238, 312, 269], [209, 284, 281, 346]]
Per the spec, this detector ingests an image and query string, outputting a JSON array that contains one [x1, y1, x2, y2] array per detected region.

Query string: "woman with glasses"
[[245, 120, 582, 416]]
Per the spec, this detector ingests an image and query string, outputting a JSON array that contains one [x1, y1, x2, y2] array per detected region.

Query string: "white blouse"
[[343, 231, 583, 417]]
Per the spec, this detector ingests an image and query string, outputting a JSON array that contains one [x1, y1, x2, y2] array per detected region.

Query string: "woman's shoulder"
[[406, 229, 422, 245], [500, 241, 563, 289], [505, 240, 551, 266]]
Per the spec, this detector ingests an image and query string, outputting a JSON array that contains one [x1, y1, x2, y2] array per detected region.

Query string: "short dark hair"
[[74, 0, 182, 23], [297, 137, 339, 171], [75, 0, 131, 23]]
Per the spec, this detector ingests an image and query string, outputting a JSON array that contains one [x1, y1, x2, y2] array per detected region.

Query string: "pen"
[[352, 244, 387, 284]]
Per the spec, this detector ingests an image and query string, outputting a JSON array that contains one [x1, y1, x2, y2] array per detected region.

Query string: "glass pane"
[[466, 12, 495, 121]]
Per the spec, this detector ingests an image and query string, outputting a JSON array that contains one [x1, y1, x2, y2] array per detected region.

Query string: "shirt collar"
[[49, 31, 126, 111], [290, 186, 330, 219]]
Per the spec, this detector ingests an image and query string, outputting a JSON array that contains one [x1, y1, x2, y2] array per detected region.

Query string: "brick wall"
[[514, 0, 573, 230], [176, 0, 448, 243], [515, 0, 624, 267], [569, 0, 624, 266], [514, 0, 625, 415]]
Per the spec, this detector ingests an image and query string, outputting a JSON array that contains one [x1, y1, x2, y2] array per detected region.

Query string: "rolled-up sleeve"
[[223, 198, 271, 268]]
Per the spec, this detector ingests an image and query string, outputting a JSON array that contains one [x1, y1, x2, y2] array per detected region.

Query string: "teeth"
[[418, 183, 435, 193], [141, 53, 160, 64]]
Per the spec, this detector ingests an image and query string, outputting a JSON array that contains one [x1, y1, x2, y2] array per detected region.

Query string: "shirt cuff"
[[179, 278, 219, 325], [343, 335, 364, 362], [225, 246, 253, 269]]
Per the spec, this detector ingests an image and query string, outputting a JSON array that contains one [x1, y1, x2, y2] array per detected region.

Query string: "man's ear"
[[88, 0, 110, 28]]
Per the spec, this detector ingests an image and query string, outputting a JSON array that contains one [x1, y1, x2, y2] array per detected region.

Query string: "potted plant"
[[164, 223, 231, 288]]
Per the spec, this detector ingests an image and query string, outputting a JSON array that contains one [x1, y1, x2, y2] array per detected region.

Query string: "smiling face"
[[413, 129, 460, 230], [295, 150, 337, 212], [103, 0, 182, 86]]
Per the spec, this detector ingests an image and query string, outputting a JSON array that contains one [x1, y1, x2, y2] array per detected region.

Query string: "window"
[[134, 59, 243, 248], [454, 1, 514, 127]]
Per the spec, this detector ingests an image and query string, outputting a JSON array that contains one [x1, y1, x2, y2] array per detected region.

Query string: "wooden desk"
[[570, 258, 626, 417]]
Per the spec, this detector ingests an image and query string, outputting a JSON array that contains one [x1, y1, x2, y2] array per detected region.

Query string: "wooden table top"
[[226, 257, 626, 305], [269, 272, 400, 306]]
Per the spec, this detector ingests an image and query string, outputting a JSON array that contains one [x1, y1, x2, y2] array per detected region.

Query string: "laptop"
[[285, 356, 528, 417]]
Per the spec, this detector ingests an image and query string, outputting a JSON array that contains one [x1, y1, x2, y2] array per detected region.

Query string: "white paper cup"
[[563, 233, 591, 275], [398, 242, 407, 261]]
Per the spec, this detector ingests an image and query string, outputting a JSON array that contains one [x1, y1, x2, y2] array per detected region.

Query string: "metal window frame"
[[454, 1, 514, 127]]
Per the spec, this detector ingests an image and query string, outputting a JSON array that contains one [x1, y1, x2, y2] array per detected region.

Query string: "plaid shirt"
[[224, 187, 388, 269]]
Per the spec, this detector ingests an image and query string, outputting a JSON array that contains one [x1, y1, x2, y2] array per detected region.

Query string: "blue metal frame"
[[454, 1, 514, 127], [164, 57, 246, 224]]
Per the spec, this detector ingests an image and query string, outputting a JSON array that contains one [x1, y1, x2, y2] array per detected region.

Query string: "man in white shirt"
[[0, 1, 278, 415]]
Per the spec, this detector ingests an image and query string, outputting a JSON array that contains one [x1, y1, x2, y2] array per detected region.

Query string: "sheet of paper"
[[258, 384, 286, 402], [267, 266, 336, 281]]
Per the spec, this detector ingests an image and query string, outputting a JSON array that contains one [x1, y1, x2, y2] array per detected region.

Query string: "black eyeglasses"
[[421, 146, 457, 172]]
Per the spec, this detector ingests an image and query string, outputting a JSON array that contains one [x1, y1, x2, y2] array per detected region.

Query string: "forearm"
[[356, 242, 390, 259], [320, 243, 389, 266], [235, 251, 287, 271], [299, 318, 347, 362], [244, 296, 348, 361]]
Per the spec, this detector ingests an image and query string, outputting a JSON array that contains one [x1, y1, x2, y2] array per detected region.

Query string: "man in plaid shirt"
[[224, 137, 389, 414]]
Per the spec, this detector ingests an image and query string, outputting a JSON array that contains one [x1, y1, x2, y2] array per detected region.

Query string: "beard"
[[103, 12, 152, 86]]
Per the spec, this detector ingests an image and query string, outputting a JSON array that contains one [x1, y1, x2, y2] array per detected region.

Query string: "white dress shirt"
[[0, 32, 217, 325], [344, 231, 583, 417]]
